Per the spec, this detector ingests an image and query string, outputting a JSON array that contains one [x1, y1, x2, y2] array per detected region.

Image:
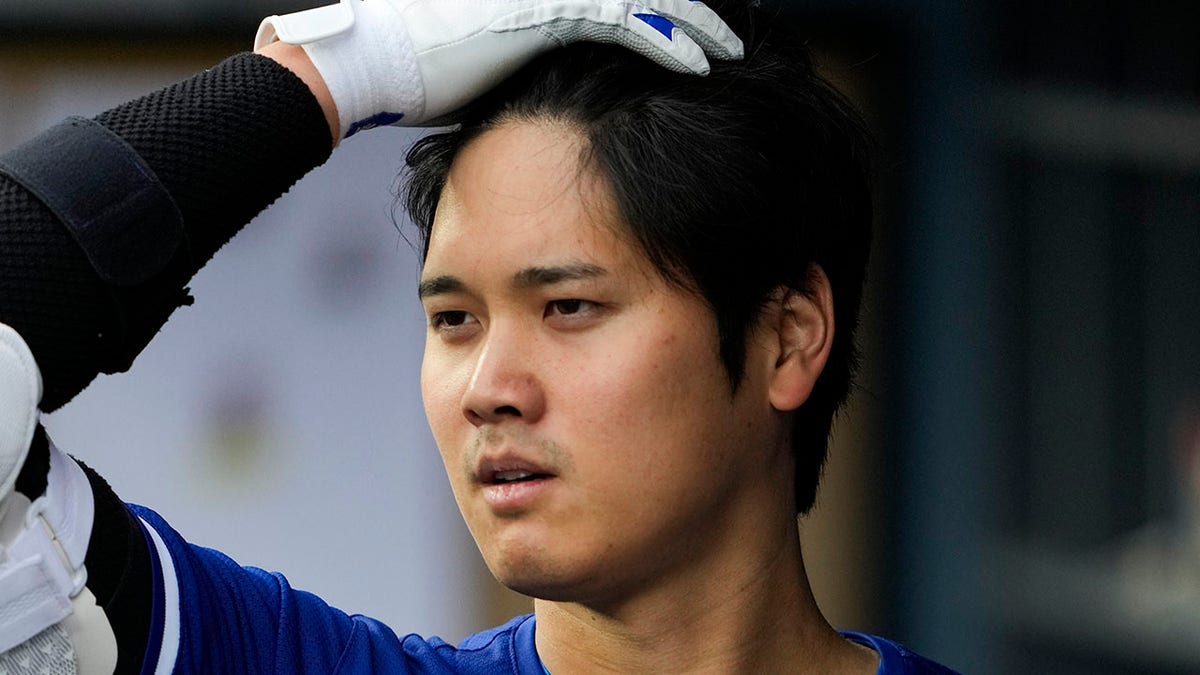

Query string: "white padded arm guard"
[[255, 0, 743, 135], [0, 323, 116, 674], [0, 323, 40, 504]]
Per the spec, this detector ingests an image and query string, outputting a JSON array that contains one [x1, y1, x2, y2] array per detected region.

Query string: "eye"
[[429, 310, 478, 333], [543, 299, 605, 326], [545, 299, 590, 316]]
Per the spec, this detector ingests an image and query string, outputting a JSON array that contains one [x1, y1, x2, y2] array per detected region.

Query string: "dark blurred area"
[[3, 1, 1198, 673], [783, 2, 1200, 673]]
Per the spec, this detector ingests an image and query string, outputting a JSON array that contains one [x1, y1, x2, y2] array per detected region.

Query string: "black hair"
[[404, 1, 873, 514]]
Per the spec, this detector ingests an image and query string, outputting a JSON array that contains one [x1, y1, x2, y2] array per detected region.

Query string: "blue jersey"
[[131, 505, 957, 674]]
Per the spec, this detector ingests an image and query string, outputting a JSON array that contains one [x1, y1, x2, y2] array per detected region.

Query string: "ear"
[[768, 265, 834, 412]]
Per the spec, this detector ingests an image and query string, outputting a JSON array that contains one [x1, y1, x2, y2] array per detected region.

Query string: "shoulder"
[[449, 613, 542, 673], [366, 614, 540, 675], [840, 631, 961, 675], [131, 504, 541, 674]]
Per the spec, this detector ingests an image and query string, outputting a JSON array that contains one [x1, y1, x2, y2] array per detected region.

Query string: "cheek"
[[421, 350, 483, 513], [617, 317, 726, 413], [420, 348, 470, 450], [563, 322, 728, 476]]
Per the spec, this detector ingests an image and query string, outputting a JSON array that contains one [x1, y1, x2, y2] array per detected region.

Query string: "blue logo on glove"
[[346, 111, 406, 138], [633, 13, 676, 41]]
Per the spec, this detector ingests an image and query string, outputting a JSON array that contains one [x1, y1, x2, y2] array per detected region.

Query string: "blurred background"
[[2, 1, 1198, 673]]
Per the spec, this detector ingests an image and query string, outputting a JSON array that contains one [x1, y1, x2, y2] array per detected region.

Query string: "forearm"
[[258, 41, 341, 144], [0, 52, 332, 410]]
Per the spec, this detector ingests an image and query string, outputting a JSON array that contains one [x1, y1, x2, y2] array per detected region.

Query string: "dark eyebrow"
[[417, 275, 464, 299], [418, 263, 607, 300], [512, 263, 607, 288]]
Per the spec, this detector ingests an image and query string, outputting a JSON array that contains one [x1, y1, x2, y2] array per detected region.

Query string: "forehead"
[[424, 121, 639, 276]]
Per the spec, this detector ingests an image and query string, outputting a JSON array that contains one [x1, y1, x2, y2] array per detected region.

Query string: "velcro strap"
[[0, 554, 74, 654], [0, 117, 185, 287], [7, 507, 81, 607], [255, 0, 356, 48]]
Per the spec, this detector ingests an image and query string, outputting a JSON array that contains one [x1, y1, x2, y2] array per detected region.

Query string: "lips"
[[474, 455, 558, 513], [475, 456, 556, 486], [491, 469, 548, 484]]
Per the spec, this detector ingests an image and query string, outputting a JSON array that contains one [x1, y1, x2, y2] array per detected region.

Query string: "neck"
[[533, 514, 878, 674]]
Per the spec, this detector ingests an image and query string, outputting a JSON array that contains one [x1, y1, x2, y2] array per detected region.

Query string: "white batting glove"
[[254, 0, 744, 136]]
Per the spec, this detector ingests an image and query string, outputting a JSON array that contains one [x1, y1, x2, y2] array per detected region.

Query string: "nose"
[[461, 325, 545, 427]]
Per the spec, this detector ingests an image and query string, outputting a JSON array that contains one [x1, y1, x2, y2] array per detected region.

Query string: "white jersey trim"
[[140, 516, 180, 675]]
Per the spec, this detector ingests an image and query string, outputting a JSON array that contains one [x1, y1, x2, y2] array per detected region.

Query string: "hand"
[[254, 0, 743, 137], [0, 322, 41, 504]]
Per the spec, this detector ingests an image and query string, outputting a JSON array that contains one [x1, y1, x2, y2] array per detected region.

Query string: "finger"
[[622, 10, 710, 74], [638, 0, 744, 61], [495, 2, 710, 75]]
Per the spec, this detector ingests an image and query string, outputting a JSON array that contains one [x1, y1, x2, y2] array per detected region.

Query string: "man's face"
[[419, 121, 786, 603]]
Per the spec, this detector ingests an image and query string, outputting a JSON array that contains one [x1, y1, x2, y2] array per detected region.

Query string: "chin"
[[498, 576, 578, 603], [484, 543, 603, 603]]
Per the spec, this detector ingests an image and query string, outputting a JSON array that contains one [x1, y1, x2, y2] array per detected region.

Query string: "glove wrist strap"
[[256, 0, 423, 136]]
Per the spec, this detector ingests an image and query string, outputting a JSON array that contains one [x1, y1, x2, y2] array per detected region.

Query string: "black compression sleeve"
[[94, 53, 333, 277], [0, 179, 112, 410], [0, 52, 332, 410]]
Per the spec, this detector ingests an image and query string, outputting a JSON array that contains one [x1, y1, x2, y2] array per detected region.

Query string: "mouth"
[[475, 458, 558, 512], [475, 454, 557, 485], [485, 469, 554, 485]]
